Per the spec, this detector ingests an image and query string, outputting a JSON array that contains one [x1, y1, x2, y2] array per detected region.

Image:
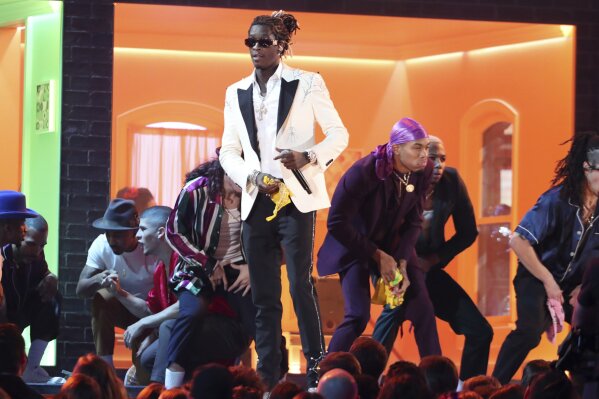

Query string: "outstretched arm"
[[510, 234, 563, 303]]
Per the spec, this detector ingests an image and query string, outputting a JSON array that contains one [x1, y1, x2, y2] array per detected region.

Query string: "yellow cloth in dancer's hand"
[[263, 176, 293, 222], [371, 269, 405, 309]]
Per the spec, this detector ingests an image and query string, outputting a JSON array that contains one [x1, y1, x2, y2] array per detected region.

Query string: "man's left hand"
[[227, 264, 251, 296], [395, 259, 410, 297], [274, 148, 309, 170], [124, 320, 146, 349], [36, 274, 58, 302]]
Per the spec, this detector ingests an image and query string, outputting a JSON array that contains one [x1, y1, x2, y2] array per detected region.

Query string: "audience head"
[[136, 383, 165, 399], [526, 369, 577, 399], [229, 365, 265, 398], [0, 323, 26, 375], [232, 385, 263, 399], [378, 374, 433, 399], [349, 337, 388, 379], [55, 373, 102, 399], [293, 392, 325, 399], [15, 213, 48, 264], [489, 384, 524, 399], [463, 375, 501, 399], [459, 392, 484, 399], [387, 360, 425, 383], [269, 381, 303, 399], [0, 387, 9, 399], [354, 374, 380, 399], [189, 363, 234, 399], [318, 352, 361, 378], [73, 353, 128, 399], [317, 368, 358, 399], [116, 187, 156, 214], [521, 360, 551, 389], [137, 206, 172, 257], [0, 191, 38, 246], [419, 355, 459, 397], [158, 387, 188, 399]]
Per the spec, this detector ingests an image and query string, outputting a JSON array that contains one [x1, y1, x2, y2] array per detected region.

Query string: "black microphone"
[[291, 169, 312, 194]]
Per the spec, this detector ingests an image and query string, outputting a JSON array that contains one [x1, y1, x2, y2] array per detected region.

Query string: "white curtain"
[[130, 127, 221, 207]]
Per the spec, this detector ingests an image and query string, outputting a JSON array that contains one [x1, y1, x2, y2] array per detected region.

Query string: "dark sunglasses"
[[244, 37, 278, 48], [585, 164, 599, 172]]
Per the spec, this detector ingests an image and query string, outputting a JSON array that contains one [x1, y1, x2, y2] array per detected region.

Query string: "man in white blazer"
[[219, 11, 348, 389]]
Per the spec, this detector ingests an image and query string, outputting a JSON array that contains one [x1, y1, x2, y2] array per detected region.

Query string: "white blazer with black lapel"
[[220, 63, 349, 220]]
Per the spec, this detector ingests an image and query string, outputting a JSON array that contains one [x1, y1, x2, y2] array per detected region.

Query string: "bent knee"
[[344, 312, 370, 333]]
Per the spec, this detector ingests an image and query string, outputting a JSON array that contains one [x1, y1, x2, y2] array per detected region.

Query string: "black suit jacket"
[[0, 374, 44, 399], [416, 166, 478, 269]]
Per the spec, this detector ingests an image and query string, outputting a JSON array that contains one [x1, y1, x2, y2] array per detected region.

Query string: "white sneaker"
[[124, 365, 138, 386], [22, 366, 51, 383], [48, 376, 66, 384]]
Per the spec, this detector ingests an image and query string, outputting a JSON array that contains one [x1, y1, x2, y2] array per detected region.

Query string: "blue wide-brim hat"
[[0, 190, 39, 219]]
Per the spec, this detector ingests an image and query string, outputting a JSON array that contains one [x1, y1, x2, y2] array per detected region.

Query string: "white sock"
[[26, 340, 48, 370], [457, 379, 464, 392], [99, 355, 114, 368], [165, 369, 185, 389]]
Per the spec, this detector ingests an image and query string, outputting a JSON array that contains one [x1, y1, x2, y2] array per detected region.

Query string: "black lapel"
[[277, 78, 299, 134], [430, 177, 447, 247], [237, 87, 260, 158]]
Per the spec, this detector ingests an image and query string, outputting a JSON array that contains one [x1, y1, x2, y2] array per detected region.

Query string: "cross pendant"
[[258, 103, 267, 121]]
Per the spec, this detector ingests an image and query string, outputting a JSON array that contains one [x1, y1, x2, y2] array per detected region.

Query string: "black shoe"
[[306, 354, 324, 389]]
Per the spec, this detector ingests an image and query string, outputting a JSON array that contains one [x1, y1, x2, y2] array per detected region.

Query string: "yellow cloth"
[[263, 176, 293, 222], [371, 269, 405, 309]]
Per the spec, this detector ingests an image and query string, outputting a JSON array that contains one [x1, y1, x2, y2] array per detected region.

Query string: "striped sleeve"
[[165, 182, 209, 269]]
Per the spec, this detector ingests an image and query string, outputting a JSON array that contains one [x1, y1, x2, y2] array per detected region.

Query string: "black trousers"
[[426, 269, 493, 380], [11, 291, 61, 342], [492, 274, 573, 384], [243, 194, 325, 388], [372, 268, 492, 380]]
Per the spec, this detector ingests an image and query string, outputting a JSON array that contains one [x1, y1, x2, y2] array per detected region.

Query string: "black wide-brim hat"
[[92, 198, 139, 231], [0, 190, 39, 219]]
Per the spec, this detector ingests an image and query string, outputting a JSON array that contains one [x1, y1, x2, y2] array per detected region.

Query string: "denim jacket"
[[515, 186, 599, 292]]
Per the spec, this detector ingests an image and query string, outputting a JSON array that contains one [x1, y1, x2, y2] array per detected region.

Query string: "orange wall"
[[113, 31, 574, 372], [0, 27, 22, 190]]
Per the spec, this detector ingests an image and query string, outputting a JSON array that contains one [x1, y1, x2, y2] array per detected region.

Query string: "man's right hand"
[[102, 271, 122, 294], [374, 249, 398, 284], [96, 270, 113, 288], [543, 277, 564, 304], [256, 173, 281, 195]]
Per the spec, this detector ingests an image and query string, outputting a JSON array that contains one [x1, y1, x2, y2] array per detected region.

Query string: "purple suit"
[[317, 154, 441, 355]]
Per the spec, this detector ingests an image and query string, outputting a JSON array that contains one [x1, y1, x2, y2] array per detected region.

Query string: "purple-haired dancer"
[[317, 118, 442, 356]]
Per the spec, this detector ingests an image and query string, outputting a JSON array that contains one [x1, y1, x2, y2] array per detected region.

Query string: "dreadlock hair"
[[552, 130, 599, 204], [249, 11, 300, 56], [185, 159, 225, 201]]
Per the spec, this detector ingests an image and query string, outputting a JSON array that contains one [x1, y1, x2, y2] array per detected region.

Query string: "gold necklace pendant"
[[393, 171, 414, 194]]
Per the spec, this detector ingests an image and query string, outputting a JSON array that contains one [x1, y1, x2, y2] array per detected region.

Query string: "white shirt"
[[86, 234, 157, 298], [253, 63, 283, 178]]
